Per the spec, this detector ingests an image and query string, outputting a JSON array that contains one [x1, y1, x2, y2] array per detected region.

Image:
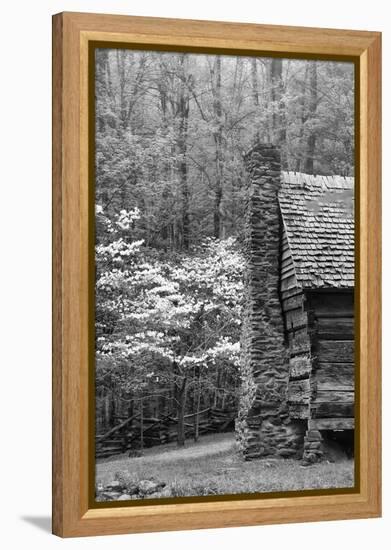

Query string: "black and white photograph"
[[93, 48, 355, 502]]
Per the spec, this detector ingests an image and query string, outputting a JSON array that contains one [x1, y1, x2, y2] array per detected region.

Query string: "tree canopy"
[[94, 49, 354, 446]]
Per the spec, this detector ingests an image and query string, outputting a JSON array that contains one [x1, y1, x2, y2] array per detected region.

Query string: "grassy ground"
[[96, 432, 354, 498]]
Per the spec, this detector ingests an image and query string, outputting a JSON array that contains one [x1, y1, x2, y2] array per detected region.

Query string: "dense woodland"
[[94, 49, 354, 452]]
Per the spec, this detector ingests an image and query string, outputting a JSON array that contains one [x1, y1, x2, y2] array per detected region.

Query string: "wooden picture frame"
[[52, 11, 381, 537]]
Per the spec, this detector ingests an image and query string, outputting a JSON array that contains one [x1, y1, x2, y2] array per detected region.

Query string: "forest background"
[[94, 50, 354, 447]]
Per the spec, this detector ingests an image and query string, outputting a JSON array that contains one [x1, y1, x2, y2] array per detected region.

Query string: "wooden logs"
[[289, 355, 312, 380], [316, 317, 354, 340], [313, 362, 354, 386], [288, 379, 311, 404], [317, 340, 354, 363], [311, 402, 354, 418], [309, 417, 354, 431]]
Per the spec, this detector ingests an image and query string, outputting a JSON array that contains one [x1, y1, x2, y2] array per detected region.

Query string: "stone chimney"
[[236, 143, 304, 459]]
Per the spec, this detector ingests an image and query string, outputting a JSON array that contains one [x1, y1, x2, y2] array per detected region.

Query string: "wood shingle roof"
[[278, 172, 354, 289]]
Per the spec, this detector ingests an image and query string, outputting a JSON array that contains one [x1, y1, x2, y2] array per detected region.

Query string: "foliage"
[[95, 206, 243, 437], [94, 50, 354, 444], [96, 51, 354, 251]]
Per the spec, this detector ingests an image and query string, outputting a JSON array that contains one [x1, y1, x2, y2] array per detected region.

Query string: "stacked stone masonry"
[[238, 144, 305, 460]]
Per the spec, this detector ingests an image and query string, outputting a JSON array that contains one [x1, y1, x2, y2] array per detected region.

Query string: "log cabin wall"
[[279, 171, 354, 462], [239, 149, 354, 461], [306, 290, 354, 429], [281, 288, 355, 463], [280, 226, 312, 423]]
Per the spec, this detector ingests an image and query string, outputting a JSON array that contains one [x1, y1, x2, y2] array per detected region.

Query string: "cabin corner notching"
[[238, 143, 355, 463]]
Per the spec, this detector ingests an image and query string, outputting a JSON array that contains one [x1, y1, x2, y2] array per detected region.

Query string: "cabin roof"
[[278, 172, 354, 289]]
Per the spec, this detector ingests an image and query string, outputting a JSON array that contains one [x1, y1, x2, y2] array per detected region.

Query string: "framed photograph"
[[52, 12, 381, 537]]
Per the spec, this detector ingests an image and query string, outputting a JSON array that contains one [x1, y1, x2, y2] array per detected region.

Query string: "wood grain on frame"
[[52, 11, 381, 537]]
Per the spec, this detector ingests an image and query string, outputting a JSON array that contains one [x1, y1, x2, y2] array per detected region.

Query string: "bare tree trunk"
[[295, 65, 310, 172], [140, 397, 144, 452], [193, 369, 202, 442], [178, 55, 190, 249], [95, 49, 109, 134], [116, 50, 128, 132], [251, 58, 259, 106], [104, 391, 110, 431], [177, 377, 188, 447], [304, 61, 318, 174], [179, 153, 189, 248], [211, 56, 224, 239], [270, 58, 287, 165], [250, 58, 261, 143], [215, 366, 223, 409]]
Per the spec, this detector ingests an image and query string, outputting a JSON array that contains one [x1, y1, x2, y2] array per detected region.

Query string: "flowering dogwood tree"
[[95, 206, 244, 445]]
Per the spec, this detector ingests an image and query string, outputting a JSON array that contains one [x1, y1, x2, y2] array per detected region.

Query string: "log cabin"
[[239, 143, 355, 462]]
